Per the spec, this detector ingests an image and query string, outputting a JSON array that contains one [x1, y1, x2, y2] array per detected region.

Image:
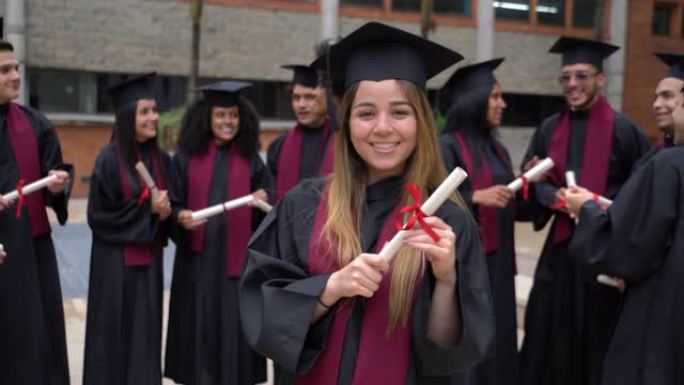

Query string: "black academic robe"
[[439, 135, 520, 385], [518, 110, 649, 385], [0, 104, 72, 385], [266, 123, 332, 183], [164, 146, 270, 385], [83, 142, 173, 385], [572, 148, 684, 385], [239, 177, 495, 385]]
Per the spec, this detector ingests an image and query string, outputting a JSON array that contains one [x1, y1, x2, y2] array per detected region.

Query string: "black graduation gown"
[[518, 110, 649, 385], [0, 104, 71, 385], [571, 148, 684, 385], [266, 123, 332, 184], [239, 177, 495, 385], [83, 142, 173, 385], [439, 135, 520, 385], [164, 146, 270, 385]]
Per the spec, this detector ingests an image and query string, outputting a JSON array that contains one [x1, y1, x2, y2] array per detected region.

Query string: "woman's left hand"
[[47, 170, 70, 194], [251, 188, 268, 204], [403, 216, 457, 285]]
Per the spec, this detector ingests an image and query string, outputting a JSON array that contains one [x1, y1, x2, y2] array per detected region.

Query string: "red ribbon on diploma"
[[137, 186, 150, 206], [396, 183, 441, 243], [550, 198, 567, 211], [521, 175, 529, 201], [15, 179, 25, 218]]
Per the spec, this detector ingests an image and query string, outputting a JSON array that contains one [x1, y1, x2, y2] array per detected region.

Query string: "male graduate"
[[634, 53, 684, 167], [0, 40, 72, 384], [563, 87, 684, 385], [267, 64, 333, 201], [518, 36, 649, 385]]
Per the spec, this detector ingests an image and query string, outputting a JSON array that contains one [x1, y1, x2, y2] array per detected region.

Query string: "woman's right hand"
[[472, 185, 514, 208], [151, 189, 172, 220], [322, 253, 390, 306], [177, 209, 206, 230]]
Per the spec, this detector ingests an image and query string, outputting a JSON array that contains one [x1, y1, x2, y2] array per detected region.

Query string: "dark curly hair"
[[177, 96, 261, 157]]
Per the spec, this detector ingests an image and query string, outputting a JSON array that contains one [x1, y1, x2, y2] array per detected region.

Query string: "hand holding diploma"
[[177, 210, 206, 230], [511, 157, 555, 190], [565, 187, 612, 218], [2, 174, 59, 204], [46, 170, 70, 194], [136, 162, 171, 219], [189, 193, 271, 222], [378, 167, 468, 262]]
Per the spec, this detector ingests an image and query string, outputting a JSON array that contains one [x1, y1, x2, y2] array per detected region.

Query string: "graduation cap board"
[[549, 36, 619, 71], [655, 53, 684, 80], [438, 57, 504, 112], [197, 80, 252, 107], [311, 21, 463, 90], [281, 64, 320, 88], [106, 72, 156, 112]]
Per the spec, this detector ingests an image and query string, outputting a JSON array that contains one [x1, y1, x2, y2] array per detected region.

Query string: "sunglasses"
[[558, 71, 598, 85]]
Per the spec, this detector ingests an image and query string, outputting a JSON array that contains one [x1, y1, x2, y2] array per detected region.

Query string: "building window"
[[340, 0, 382, 7], [393, 0, 420, 12], [28, 69, 97, 113], [653, 4, 673, 35], [434, 0, 470, 15], [500, 93, 566, 127], [537, 0, 565, 26], [572, 0, 602, 28], [494, 0, 530, 22]]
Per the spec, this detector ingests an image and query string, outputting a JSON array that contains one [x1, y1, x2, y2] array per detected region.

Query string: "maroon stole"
[[547, 96, 614, 244], [6, 103, 51, 236], [275, 120, 334, 201], [187, 141, 252, 277], [453, 133, 513, 254], [117, 143, 167, 266], [296, 186, 413, 385]]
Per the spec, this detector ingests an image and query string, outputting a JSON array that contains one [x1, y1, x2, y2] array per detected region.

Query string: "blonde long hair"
[[322, 79, 466, 332]]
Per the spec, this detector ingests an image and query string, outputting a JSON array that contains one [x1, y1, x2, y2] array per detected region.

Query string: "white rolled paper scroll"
[[2, 174, 59, 202], [597, 274, 621, 289], [507, 157, 555, 192], [378, 167, 468, 262], [596, 196, 613, 207], [0, 243, 4, 252], [252, 199, 273, 213], [190, 194, 255, 222], [135, 162, 157, 190], [565, 171, 577, 188]]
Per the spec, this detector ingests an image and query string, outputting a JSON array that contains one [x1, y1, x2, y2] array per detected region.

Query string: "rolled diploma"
[[3, 174, 59, 202], [378, 167, 468, 262], [565, 171, 577, 188], [191, 194, 254, 221], [253, 199, 273, 213], [507, 157, 555, 191], [596, 196, 613, 207], [135, 162, 157, 190], [597, 274, 621, 289], [0, 243, 4, 252]]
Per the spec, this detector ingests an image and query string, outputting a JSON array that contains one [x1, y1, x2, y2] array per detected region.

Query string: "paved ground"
[[52, 198, 545, 385]]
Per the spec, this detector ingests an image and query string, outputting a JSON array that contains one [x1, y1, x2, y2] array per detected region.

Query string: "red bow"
[[137, 186, 150, 206], [396, 183, 441, 242], [521, 175, 529, 201], [15, 179, 25, 219], [550, 198, 567, 211]]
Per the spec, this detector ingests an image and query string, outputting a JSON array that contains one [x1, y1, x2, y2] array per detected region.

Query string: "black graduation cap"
[[437, 58, 504, 112], [655, 53, 684, 80], [311, 21, 463, 90], [107, 72, 156, 111], [549, 36, 619, 71], [198, 80, 252, 107], [281, 64, 320, 88]]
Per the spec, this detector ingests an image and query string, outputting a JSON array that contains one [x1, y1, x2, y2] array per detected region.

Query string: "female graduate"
[[239, 22, 494, 385], [83, 72, 174, 385], [438, 58, 521, 385], [564, 105, 684, 385], [164, 81, 270, 385]]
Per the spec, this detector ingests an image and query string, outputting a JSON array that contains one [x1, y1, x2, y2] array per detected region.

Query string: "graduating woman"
[[239, 22, 494, 385], [164, 81, 270, 385], [83, 73, 174, 385], [564, 110, 684, 385], [437, 58, 527, 385]]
